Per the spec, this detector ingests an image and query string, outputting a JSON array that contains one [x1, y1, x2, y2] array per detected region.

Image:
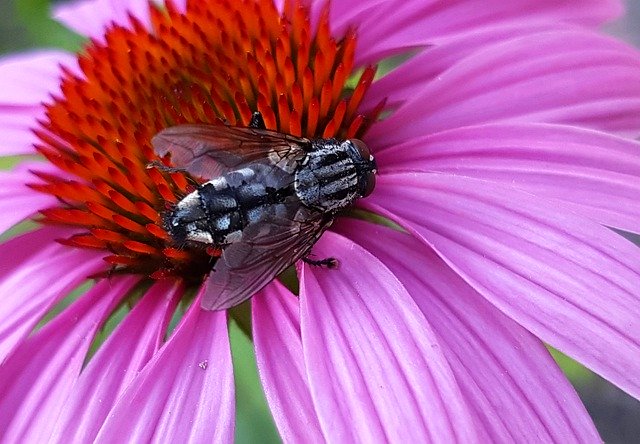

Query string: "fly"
[[151, 112, 377, 310]]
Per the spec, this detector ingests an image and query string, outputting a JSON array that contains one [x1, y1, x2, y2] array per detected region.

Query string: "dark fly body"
[[152, 112, 376, 310]]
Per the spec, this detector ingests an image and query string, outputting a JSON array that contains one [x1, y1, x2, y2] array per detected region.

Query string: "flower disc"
[[32, 0, 381, 283]]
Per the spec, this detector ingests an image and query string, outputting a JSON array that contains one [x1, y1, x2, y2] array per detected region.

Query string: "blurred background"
[[0, 0, 638, 442]]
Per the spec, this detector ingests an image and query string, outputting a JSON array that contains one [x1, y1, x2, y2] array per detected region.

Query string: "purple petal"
[[53, 0, 151, 39], [337, 219, 600, 442], [50, 281, 182, 443], [299, 231, 477, 441], [252, 282, 323, 443], [354, 0, 622, 65], [311, 0, 385, 37], [377, 123, 640, 234], [370, 172, 640, 400], [363, 22, 564, 111], [367, 29, 640, 146], [0, 276, 136, 443], [0, 51, 76, 155], [0, 227, 104, 363], [95, 286, 234, 443], [0, 51, 76, 103], [0, 167, 59, 233], [0, 109, 44, 155]]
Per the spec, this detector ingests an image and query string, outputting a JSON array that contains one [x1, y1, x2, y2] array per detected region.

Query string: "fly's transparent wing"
[[201, 207, 331, 310], [151, 124, 310, 179]]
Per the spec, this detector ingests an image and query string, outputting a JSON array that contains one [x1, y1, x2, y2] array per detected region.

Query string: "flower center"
[[31, 0, 381, 284]]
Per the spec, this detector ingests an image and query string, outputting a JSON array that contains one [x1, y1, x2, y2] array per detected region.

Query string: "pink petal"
[[50, 281, 182, 443], [367, 29, 640, 146], [0, 109, 44, 155], [95, 286, 234, 443], [300, 231, 477, 441], [0, 51, 76, 155], [0, 227, 104, 363], [173, 0, 187, 13], [0, 276, 136, 443], [353, 0, 622, 65], [311, 0, 385, 37], [0, 51, 76, 103], [377, 123, 640, 234], [370, 172, 640, 400], [252, 282, 323, 443], [363, 22, 565, 111], [0, 168, 58, 234], [337, 219, 600, 442], [53, 0, 151, 39]]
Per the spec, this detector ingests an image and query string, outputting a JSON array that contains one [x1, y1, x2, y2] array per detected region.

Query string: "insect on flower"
[[151, 112, 377, 310]]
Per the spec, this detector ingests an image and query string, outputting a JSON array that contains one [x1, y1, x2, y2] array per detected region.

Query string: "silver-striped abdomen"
[[167, 164, 295, 246]]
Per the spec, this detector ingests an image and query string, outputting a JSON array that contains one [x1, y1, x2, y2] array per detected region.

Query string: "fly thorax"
[[294, 145, 360, 212]]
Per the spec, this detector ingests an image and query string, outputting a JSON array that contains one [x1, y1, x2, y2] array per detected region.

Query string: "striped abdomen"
[[166, 164, 294, 246]]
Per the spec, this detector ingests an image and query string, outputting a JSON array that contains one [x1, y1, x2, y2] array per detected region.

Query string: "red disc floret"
[[31, 0, 382, 281]]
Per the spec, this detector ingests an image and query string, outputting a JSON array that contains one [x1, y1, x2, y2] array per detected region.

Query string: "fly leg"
[[146, 161, 201, 188], [146, 160, 186, 174], [302, 256, 338, 269]]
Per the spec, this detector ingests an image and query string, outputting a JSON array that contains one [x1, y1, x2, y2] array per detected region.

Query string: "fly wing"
[[201, 206, 331, 310], [151, 124, 310, 179]]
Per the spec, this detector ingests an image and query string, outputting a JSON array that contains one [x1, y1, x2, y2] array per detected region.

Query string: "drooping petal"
[[0, 227, 104, 363], [370, 172, 640, 401], [0, 51, 77, 104], [353, 0, 622, 65], [0, 51, 76, 155], [367, 29, 640, 146], [94, 286, 234, 443], [50, 281, 182, 443], [377, 123, 640, 234], [300, 231, 477, 442], [53, 0, 152, 39], [0, 110, 43, 155], [0, 276, 136, 443], [0, 168, 59, 234], [252, 282, 323, 443], [337, 219, 600, 442]]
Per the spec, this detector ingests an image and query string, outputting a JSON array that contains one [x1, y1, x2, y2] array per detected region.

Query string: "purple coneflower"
[[1, 0, 640, 441]]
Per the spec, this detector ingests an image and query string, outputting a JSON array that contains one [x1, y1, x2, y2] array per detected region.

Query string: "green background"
[[1, 0, 638, 441]]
